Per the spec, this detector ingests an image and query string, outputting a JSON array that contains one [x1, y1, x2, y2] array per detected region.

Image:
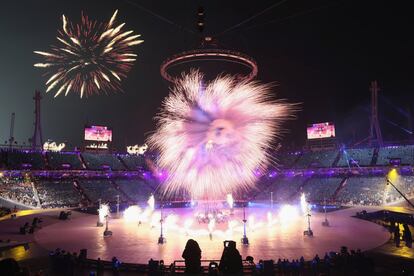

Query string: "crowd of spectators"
[[0, 177, 37, 207], [335, 177, 386, 206], [36, 180, 81, 208]]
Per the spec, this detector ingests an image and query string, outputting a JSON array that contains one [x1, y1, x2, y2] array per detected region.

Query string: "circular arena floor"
[[32, 206, 390, 264]]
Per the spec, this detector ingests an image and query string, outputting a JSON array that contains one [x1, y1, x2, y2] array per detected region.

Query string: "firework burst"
[[34, 10, 143, 98], [148, 71, 293, 201]]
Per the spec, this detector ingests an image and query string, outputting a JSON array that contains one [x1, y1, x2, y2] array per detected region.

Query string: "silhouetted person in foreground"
[[219, 241, 243, 275], [182, 239, 202, 274]]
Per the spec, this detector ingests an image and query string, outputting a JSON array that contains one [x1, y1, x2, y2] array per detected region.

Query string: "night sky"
[[0, 0, 413, 150]]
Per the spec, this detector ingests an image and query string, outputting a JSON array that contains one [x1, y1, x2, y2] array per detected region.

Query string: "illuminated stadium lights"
[[160, 48, 258, 83], [127, 144, 148, 155], [43, 141, 65, 152], [388, 168, 399, 182]]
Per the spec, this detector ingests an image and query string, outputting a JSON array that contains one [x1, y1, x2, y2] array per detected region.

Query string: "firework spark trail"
[[148, 71, 293, 201], [34, 10, 143, 98]]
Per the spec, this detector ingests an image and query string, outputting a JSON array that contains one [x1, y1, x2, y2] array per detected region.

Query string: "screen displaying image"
[[307, 122, 335, 140], [84, 126, 112, 142]]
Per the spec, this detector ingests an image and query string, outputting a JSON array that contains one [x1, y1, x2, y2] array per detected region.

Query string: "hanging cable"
[[124, 0, 199, 36], [216, 0, 289, 37], [244, 0, 344, 31]]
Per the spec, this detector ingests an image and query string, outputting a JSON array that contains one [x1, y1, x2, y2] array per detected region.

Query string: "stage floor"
[[32, 206, 390, 264]]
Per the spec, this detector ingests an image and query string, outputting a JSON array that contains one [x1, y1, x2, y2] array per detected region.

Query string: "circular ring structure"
[[160, 48, 258, 83]]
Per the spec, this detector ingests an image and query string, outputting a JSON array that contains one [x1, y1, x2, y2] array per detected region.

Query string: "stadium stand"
[[46, 152, 84, 170], [384, 175, 414, 203], [302, 177, 343, 203], [377, 145, 414, 165], [119, 154, 146, 170], [294, 150, 338, 168], [78, 180, 127, 203], [276, 152, 300, 168], [5, 150, 45, 170], [336, 177, 386, 206], [36, 180, 82, 208], [81, 152, 125, 170], [255, 176, 305, 202], [116, 179, 154, 202], [337, 148, 374, 167], [0, 177, 37, 207]]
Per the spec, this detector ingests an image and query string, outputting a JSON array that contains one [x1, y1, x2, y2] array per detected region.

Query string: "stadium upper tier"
[[1, 144, 413, 171], [0, 145, 413, 209]]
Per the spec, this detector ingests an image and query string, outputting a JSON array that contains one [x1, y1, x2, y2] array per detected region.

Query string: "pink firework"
[[34, 10, 143, 98], [148, 71, 293, 201]]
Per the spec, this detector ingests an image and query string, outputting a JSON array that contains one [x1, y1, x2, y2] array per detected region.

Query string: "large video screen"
[[84, 126, 112, 142], [307, 122, 335, 140]]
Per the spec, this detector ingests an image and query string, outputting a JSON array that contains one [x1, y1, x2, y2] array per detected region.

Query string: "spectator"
[[219, 241, 243, 275], [182, 239, 202, 274]]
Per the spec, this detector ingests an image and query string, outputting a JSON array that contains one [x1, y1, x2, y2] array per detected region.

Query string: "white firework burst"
[[149, 71, 293, 201]]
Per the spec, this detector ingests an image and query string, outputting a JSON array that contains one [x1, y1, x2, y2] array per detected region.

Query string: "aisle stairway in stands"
[[117, 156, 130, 170], [371, 148, 379, 166], [73, 180, 91, 205], [78, 153, 88, 170], [31, 182, 41, 208], [332, 177, 348, 202], [110, 179, 132, 202]]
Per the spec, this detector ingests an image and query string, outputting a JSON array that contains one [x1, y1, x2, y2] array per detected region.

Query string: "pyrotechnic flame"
[[147, 194, 155, 211], [98, 204, 110, 224], [148, 71, 293, 200], [226, 194, 234, 209], [34, 10, 142, 98], [300, 193, 308, 214], [123, 205, 142, 222]]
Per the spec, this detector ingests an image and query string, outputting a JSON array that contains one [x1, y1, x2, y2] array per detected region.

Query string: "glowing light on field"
[[267, 211, 274, 226], [208, 218, 215, 234], [147, 194, 155, 211], [300, 193, 308, 214], [98, 204, 110, 224], [123, 205, 141, 222], [279, 204, 299, 224], [184, 219, 193, 235], [387, 168, 399, 182], [226, 194, 234, 209]]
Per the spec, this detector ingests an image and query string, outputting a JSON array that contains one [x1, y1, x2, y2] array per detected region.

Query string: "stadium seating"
[[79, 180, 127, 203], [336, 177, 386, 206], [81, 153, 126, 170], [119, 154, 146, 170], [302, 177, 343, 203], [377, 145, 414, 165], [255, 177, 305, 202], [5, 150, 45, 170], [276, 152, 300, 168], [36, 180, 81, 208], [384, 175, 414, 203], [47, 152, 84, 170], [337, 148, 374, 167], [0, 177, 38, 207], [116, 179, 154, 202], [294, 150, 338, 168]]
